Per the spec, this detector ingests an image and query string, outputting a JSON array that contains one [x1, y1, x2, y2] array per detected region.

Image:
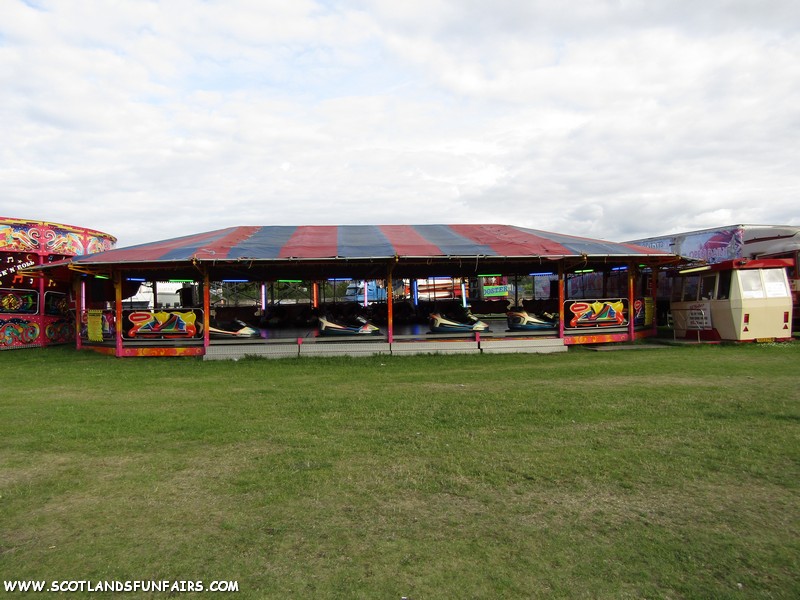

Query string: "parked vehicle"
[[669, 258, 793, 342], [628, 224, 799, 330], [343, 281, 388, 303]]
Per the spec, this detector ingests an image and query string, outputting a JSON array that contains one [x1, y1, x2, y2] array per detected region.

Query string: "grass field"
[[1, 343, 799, 599]]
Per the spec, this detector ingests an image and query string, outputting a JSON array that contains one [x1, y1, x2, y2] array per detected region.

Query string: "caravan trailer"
[[628, 225, 799, 331], [669, 258, 793, 342]]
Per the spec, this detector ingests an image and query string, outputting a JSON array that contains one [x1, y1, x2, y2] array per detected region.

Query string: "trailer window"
[[739, 270, 765, 298], [763, 269, 790, 297], [700, 274, 717, 299], [717, 270, 732, 300], [681, 275, 700, 301], [670, 276, 683, 301]]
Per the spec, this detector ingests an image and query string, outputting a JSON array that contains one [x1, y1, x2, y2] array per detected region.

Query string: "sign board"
[[686, 302, 712, 330]]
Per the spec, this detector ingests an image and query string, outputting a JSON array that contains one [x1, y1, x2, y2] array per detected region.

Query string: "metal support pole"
[[387, 264, 395, 344], [558, 263, 565, 339], [75, 278, 83, 351], [627, 262, 636, 341], [651, 266, 659, 336], [114, 270, 123, 357], [203, 270, 211, 351]]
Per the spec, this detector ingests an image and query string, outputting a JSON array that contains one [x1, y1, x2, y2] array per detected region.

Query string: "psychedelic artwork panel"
[[123, 310, 202, 339], [0, 317, 41, 348], [0, 218, 116, 256], [0, 288, 39, 314], [566, 299, 628, 328], [0, 218, 115, 349]]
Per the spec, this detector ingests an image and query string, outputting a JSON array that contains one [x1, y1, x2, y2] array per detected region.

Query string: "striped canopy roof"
[[47, 224, 680, 279], [73, 224, 672, 262]]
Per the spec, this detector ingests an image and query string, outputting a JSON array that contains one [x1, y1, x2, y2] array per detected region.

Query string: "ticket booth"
[[669, 258, 794, 342]]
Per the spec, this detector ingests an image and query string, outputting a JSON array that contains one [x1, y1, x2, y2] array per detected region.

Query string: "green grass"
[[1, 344, 799, 599]]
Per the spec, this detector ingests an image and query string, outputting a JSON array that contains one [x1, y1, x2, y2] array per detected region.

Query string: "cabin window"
[[700, 274, 717, 300], [717, 270, 732, 300], [739, 270, 765, 298], [670, 276, 683, 301], [681, 275, 700, 301], [763, 269, 790, 298]]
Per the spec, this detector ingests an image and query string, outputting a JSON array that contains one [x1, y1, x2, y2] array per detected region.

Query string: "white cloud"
[[0, 0, 798, 247]]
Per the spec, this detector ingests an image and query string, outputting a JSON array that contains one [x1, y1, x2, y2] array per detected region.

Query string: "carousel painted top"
[[0, 217, 116, 256]]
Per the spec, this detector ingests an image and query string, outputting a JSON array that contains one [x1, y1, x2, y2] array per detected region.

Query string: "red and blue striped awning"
[[68, 224, 672, 264]]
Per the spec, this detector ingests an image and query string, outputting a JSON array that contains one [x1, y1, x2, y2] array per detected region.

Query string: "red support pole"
[[203, 270, 211, 351], [37, 253, 45, 348], [114, 271, 123, 357], [387, 265, 395, 344], [627, 263, 636, 341], [651, 266, 659, 336], [75, 278, 83, 351], [558, 263, 565, 339]]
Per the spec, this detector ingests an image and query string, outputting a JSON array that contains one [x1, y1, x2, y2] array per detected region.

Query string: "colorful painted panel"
[[566, 299, 628, 328], [0, 288, 39, 314], [0, 317, 41, 348], [0, 252, 37, 287], [123, 310, 202, 339], [44, 291, 70, 316], [45, 316, 75, 344], [0, 219, 115, 350], [0, 218, 116, 256], [631, 227, 743, 264]]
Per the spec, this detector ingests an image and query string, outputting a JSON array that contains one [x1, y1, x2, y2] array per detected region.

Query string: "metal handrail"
[[668, 306, 707, 342]]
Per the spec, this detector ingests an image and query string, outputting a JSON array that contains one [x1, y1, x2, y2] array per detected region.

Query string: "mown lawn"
[[1, 343, 799, 598]]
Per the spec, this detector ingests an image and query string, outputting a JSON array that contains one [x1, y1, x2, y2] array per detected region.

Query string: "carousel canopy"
[[37, 224, 682, 280]]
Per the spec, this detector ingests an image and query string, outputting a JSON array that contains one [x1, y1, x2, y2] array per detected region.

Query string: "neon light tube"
[[678, 266, 711, 275]]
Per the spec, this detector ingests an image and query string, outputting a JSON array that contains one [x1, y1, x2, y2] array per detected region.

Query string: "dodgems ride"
[[429, 308, 489, 333], [208, 319, 260, 338], [506, 308, 558, 331], [317, 315, 381, 336]]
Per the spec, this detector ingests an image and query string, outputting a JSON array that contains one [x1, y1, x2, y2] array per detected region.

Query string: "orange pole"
[[627, 263, 636, 340], [74, 277, 83, 351], [114, 270, 123, 357], [558, 263, 565, 338], [203, 270, 211, 351], [387, 267, 394, 344], [651, 266, 659, 335]]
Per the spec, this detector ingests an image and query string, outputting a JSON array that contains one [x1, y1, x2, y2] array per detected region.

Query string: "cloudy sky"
[[2, 0, 799, 247]]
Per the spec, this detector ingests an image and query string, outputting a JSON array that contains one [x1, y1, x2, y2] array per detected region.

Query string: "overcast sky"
[[2, 0, 799, 248]]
